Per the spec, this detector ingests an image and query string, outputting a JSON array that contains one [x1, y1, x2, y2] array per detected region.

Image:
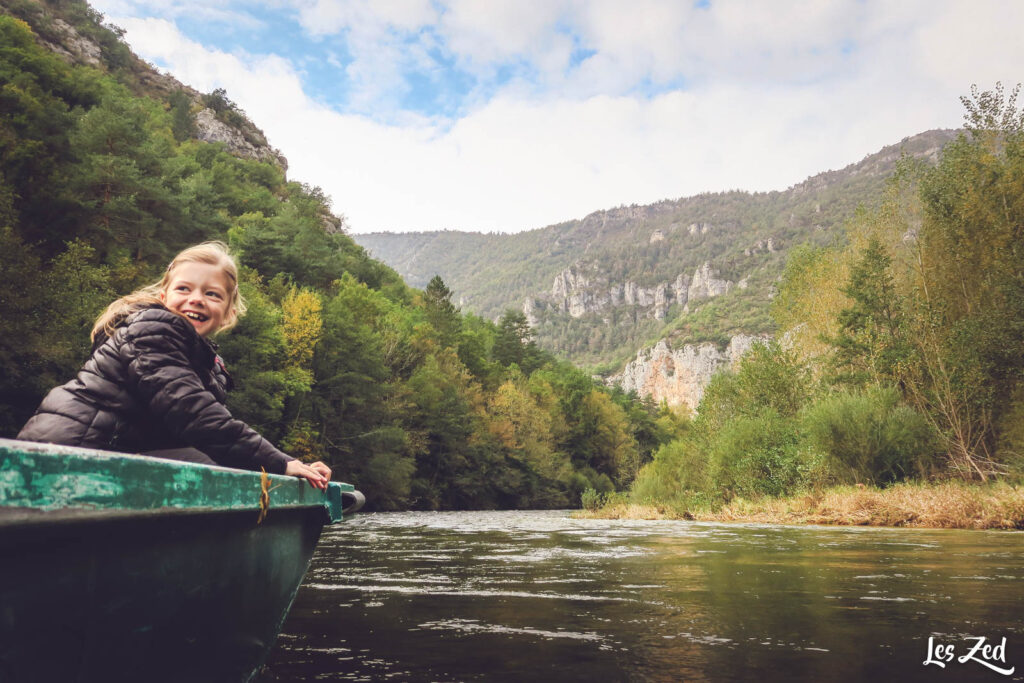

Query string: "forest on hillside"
[[616, 84, 1024, 514], [356, 130, 956, 371], [0, 9, 671, 511]]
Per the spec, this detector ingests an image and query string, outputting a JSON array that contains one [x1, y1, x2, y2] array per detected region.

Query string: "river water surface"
[[261, 511, 1023, 682]]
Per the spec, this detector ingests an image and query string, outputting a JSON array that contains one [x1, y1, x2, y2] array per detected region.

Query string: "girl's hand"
[[285, 459, 332, 490]]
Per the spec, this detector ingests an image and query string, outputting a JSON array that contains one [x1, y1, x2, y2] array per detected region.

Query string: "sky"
[[89, 0, 1024, 234]]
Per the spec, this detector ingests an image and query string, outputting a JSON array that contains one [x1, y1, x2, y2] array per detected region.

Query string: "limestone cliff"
[[611, 334, 768, 413], [537, 261, 732, 321], [686, 262, 732, 306], [39, 17, 102, 66], [193, 108, 288, 170]]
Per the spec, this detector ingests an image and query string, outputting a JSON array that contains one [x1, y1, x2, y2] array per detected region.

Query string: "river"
[[259, 510, 1023, 682]]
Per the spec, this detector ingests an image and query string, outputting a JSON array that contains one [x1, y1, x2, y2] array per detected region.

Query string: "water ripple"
[[419, 618, 608, 643], [265, 510, 1024, 682], [303, 583, 638, 602]]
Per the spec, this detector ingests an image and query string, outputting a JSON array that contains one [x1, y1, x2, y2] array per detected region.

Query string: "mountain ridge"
[[355, 128, 957, 375]]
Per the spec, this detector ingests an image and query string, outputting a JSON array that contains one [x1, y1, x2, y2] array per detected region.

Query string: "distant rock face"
[[194, 109, 288, 170], [42, 18, 102, 67], [611, 334, 767, 412], [320, 210, 347, 234], [539, 261, 731, 321], [523, 297, 542, 326], [578, 204, 676, 233], [743, 237, 779, 256], [687, 262, 732, 305], [551, 265, 591, 300]]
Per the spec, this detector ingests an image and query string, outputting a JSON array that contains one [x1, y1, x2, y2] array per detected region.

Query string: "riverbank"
[[575, 481, 1024, 529]]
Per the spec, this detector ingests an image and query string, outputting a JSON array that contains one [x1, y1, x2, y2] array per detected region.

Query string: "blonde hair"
[[91, 241, 247, 342]]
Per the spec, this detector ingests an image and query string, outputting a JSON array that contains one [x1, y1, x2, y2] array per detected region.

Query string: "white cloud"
[[914, 1, 1024, 91], [293, 0, 437, 36], [284, 0, 442, 116], [113, 17, 308, 106], [98, 2, 1024, 234], [91, 0, 264, 30], [437, 0, 573, 72]]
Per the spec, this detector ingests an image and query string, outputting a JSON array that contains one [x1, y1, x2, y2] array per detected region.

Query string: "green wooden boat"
[[0, 438, 363, 683]]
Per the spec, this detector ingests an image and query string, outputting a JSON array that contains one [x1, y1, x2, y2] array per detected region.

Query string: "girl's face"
[[160, 262, 233, 338]]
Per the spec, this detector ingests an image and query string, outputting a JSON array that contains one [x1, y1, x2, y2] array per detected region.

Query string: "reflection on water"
[[261, 511, 1024, 682]]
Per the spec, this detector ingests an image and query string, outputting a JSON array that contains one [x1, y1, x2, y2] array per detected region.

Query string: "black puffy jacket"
[[18, 305, 293, 474]]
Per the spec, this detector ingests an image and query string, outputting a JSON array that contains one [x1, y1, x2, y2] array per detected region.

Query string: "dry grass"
[[576, 481, 1024, 529], [575, 503, 684, 521]]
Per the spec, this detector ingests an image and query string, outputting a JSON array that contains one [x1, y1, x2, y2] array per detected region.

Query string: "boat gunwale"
[[0, 499, 331, 529], [0, 438, 353, 524]]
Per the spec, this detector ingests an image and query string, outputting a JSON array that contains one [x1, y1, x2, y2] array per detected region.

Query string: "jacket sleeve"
[[121, 315, 294, 474]]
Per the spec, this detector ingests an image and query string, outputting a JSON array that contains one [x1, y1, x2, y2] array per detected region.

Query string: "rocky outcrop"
[[551, 265, 590, 300], [523, 297, 542, 327], [320, 211, 347, 234], [194, 109, 288, 170], [611, 334, 768, 412], [743, 237, 778, 256], [40, 18, 103, 67], [539, 261, 731, 321], [577, 203, 677, 234], [687, 262, 732, 304], [550, 266, 604, 317]]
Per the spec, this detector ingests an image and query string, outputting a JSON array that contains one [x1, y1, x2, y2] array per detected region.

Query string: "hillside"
[[356, 129, 956, 372], [0, 0, 291, 169], [1, 0, 666, 511]]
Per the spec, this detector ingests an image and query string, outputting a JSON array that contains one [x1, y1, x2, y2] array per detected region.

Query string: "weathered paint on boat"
[[0, 438, 359, 683]]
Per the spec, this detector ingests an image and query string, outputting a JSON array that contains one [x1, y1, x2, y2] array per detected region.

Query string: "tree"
[[828, 237, 910, 388], [0, 227, 47, 434], [218, 276, 297, 443], [493, 310, 543, 373], [281, 287, 323, 374], [0, 16, 101, 253], [404, 350, 489, 509], [771, 245, 850, 361], [167, 89, 197, 142], [579, 390, 639, 486], [278, 287, 325, 461], [0, 9, 670, 515], [903, 84, 1024, 478], [485, 377, 571, 507], [421, 275, 461, 347], [43, 239, 115, 370], [68, 86, 184, 261]]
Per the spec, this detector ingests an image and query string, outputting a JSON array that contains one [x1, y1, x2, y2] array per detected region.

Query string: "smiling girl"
[[18, 242, 331, 489]]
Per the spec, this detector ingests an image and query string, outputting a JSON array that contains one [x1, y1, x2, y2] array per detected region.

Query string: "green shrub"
[[733, 341, 812, 418], [580, 487, 606, 511], [630, 437, 709, 503], [695, 340, 812, 435], [707, 409, 803, 498], [800, 386, 936, 485], [568, 472, 592, 504]]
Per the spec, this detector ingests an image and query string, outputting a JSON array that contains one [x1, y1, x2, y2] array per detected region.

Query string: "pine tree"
[[828, 237, 909, 388], [422, 275, 461, 347], [493, 310, 542, 373]]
